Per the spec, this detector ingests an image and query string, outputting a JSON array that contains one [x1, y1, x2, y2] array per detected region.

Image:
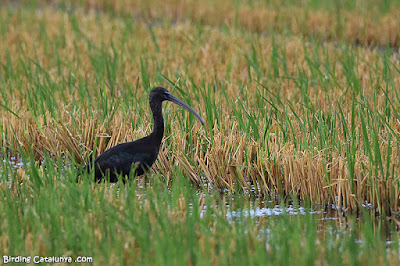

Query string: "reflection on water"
[[226, 205, 322, 219], [2, 156, 24, 173]]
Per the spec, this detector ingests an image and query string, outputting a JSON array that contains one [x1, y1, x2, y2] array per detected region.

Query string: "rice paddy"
[[0, 0, 400, 264]]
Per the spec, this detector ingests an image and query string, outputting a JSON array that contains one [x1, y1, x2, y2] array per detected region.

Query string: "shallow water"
[[2, 156, 24, 169], [226, 205, 322, 219], [1, 156, 398, 247]]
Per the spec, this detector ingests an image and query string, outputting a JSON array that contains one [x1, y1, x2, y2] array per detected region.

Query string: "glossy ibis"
[[82, 87, 204, 182]]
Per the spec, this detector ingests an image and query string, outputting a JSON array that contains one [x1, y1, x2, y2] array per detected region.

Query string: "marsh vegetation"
[[0, 0, 399, 264]]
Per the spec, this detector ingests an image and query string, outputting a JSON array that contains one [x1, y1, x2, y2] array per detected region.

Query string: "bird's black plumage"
[[83, 87, 204, 182]]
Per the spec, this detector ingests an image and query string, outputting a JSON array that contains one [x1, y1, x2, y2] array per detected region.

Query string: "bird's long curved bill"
[[166, 94, 205, 125]]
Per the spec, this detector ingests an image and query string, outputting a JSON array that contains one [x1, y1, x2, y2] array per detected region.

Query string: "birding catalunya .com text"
[[3, 255, 93, 264]]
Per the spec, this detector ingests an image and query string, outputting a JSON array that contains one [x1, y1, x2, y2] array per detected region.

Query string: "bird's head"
[[149, 87, 171, 102], [149, 87, 205, 125]]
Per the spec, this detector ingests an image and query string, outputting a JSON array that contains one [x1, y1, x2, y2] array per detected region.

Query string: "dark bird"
[[82, 87, 204, 182]]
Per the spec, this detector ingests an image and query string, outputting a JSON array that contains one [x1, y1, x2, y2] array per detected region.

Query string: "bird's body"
[[83, 87, 204, 182], [85, 134, 161, 182]]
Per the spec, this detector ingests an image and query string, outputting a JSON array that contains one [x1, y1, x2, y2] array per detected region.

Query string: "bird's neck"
[[150, 100, 164, 142]]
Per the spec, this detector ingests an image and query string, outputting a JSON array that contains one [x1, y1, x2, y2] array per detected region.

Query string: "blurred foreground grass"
[[1, 156, 399, 265]]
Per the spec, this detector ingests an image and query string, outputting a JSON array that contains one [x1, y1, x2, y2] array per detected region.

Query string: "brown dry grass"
[[0, 2, 399, 214], [20, 0, 400, 48]]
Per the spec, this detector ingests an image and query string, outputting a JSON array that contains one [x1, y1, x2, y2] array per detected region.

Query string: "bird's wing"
[[95, 151, 154, 172], [86, 136, 158, 177], [107, 151, 152, 166]]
